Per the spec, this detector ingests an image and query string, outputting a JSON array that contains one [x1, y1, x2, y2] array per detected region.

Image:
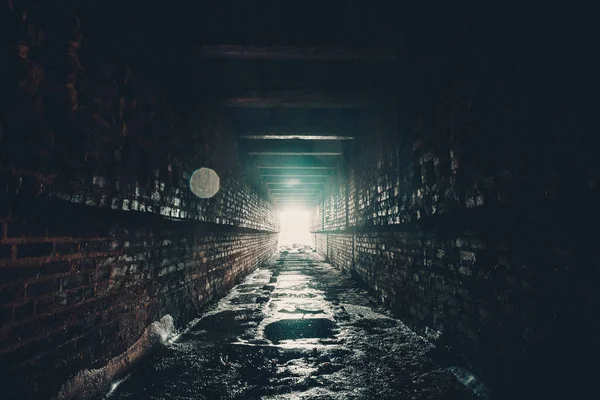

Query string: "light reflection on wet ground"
[[108, 251, 479, 399]]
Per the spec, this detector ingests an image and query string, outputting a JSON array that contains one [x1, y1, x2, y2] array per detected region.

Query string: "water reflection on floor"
[[107, 251, 479, 399]]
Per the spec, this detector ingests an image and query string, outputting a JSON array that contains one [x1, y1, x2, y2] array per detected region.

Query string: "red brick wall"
[[0, 199, 277, 398]]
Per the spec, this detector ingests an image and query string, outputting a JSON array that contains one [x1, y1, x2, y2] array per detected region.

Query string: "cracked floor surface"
[[109, 250, 479, 399]]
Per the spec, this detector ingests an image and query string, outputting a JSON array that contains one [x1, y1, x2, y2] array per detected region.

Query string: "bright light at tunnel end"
[[285, 178, 301, 185], [278, 208, 313, 248]]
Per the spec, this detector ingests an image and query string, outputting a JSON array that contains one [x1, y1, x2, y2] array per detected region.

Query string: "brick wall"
[[315, 233, 327, 258], [326, 233, 353, 274], [0, 2, 278, 232], [0, 198, 277, 398], [310, 200, 323, 232], [1, 2, 278, 398], [322, 165, 347, 231], [311, 26, 599, 398]]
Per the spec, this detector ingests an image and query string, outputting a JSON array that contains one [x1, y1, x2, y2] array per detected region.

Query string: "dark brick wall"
[[326, 233, 353, 274], [310, 202, 323, 232], [312, 22, 599, 399], [0, 2, 278, 232], [0, 2, 279, 399], [0, 199, 277, 398], [315, 233, 327, 257], [322, 164, 348, 232]]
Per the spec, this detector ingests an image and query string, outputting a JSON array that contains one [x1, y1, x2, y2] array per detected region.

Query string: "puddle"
[[279, 307, 324, 314], [264, 318, 336, 342], [188, 310, 257, 338]]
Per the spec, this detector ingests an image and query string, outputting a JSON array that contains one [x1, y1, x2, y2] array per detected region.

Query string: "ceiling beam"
[[271, 191, 322, 195], [273, 191, 322, 197], [275, 199, 317, 202], [248, 151, 342, 156], [267, 183, 324, 189], [262, 174, 331, 178], [275, 200, 317, 203], [228, 109, 364, 132], [252, 155, 338, 168], [264, 176, 328, 183], [271, 194, 320, 198], [221, 90, 367, 109], [221, 98, 366, 109], [274, 199, 318, 203], [198, 45, 398, 61], [277, 205, 316, 209], [240, 139, 343, 154], [259, 168, 332, 176], [275, 200, 318, 204], [240, 134, 354, 140], [257, 166, 335, 169], [276, 197, 316, 199], [276, 201, 317, 205], [240, 126, 355, 135]]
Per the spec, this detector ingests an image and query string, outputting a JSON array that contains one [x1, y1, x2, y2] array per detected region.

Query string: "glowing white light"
[[190, 168, 220, 198], [286, 178, 301, 185], [108, 382, 119, 396], [278, 208, 312, 247], [106, 374, 131, 398]]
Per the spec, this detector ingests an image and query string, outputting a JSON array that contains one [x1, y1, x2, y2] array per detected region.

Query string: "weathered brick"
[[0, 196, 9, 218], [72, 260, 96, 274], [62, 273, 90, 290], [7, 220, 46, 238], [26, 279, 61, 299], [55, 242, 78, 255], [34, 296, 57, 315], [67, 288, 84, 305], [80, 240, 110, 253], [0, 284, 25, 304], [0, 265, 39, 282], [82, 286, 95, 300], [0, 243, 13, 259], [14, 300, 35, 321], [39, 261, 71, 275], [17, 242, 54, 258], [0, 171, 20, 195], [0, 305, 13, 327]]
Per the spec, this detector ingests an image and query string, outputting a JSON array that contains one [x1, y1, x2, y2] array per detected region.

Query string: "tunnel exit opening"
[[278, 208, 314, 249]]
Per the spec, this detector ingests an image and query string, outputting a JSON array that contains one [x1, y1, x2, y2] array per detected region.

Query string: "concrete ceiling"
[[199, 45, 396, 208]]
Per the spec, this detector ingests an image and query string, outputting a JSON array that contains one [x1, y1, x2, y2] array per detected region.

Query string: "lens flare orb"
[[190, 168, 220, 198]]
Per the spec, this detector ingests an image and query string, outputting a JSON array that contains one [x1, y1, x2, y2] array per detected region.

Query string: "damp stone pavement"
[[108, 250, 482, 399]]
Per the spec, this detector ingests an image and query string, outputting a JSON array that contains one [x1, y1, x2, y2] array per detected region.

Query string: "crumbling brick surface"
[[0, 198, 278, 398]]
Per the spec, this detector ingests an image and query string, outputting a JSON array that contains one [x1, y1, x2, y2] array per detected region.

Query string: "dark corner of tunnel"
[[0, 1, 599, 399]]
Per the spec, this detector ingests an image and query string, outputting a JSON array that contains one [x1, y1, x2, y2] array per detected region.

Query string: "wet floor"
[[108, 250, 480, 399]]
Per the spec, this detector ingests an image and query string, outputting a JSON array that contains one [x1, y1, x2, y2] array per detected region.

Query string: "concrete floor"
[[109, 250, 480, 399]]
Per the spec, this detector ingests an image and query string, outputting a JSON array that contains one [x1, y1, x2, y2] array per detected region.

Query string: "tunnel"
[[0, 1, 598, 399]]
